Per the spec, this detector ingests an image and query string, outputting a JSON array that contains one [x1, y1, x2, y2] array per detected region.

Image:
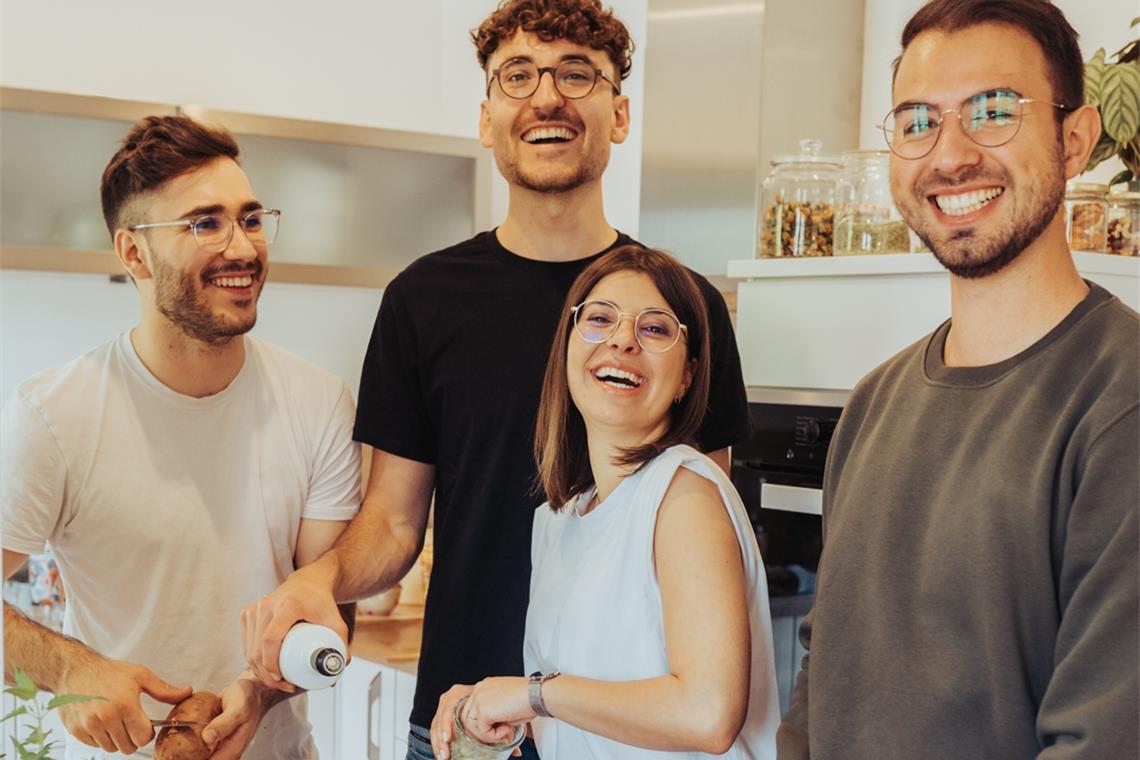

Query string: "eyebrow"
[[499, 53, 596, 67], [175, 200, 264, 219], [892, 88, 1023, 111]]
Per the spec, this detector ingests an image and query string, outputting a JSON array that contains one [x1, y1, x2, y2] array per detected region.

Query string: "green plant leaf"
[[4, 671, 38, 703], [45, 694, 102, 711], [0, 706, 28, 724], [1084, 48, 1108, 106], [1099, 61, 1140, 143], [1110, 169, 1133, 186], [1086, 132, 1119, 173]]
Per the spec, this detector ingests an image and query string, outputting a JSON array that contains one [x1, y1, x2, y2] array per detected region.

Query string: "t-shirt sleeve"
[[303, 383, 363, 521], [694, 277, 751, 452], [1, 391, 67, 555], [1035, 405, 1139, 758], [353, 275, 437, 463]]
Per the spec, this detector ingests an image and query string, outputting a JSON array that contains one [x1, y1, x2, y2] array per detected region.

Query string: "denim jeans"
[[407, 724, 540, 760]]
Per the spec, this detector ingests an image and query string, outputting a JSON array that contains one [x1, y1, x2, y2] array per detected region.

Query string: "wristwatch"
[[527, 671, 561, 718]]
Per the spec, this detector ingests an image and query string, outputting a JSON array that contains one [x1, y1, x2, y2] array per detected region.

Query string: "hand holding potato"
[[241, 562, 345, 691], [154, 691, 222, 760], [56, 654, 192, 755], [199, 675, 271, 760]]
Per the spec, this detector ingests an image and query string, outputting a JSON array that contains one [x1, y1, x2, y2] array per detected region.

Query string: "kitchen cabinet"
[[0, 86, 493, 289], [308, 656, 417, 760], [729, 252, 1140, 391]]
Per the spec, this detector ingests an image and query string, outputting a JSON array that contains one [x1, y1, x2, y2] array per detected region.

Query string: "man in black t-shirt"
[[242, 2, 750, 758]]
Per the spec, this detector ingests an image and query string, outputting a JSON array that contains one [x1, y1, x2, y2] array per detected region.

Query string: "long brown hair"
[[534, 245, 711, 510]]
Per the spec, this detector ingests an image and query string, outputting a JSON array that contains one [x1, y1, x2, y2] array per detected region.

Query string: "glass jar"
[[833, 150, 911, 255], [758, 138, 840, 258], [1064, 182, 1108, 253], [1106, 190, 1140, 257], [451, 698, 526, 759]]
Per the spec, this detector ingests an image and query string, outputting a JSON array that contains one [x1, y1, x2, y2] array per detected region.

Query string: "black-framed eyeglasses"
[[878, 89, 1070, 160], [129, 209, 281, 253], [571, 299, 687, 354], [487, 59, 621, 100]]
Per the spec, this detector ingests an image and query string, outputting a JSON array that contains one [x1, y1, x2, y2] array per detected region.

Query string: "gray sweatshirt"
[[778, 284, 1139, 759]]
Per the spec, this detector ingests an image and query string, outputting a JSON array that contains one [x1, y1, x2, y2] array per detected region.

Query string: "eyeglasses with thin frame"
[[878, 89, 1071, 160], [487, 59, 621, 100], [129, 208, 281, 253], [571, 299, 687, 354]]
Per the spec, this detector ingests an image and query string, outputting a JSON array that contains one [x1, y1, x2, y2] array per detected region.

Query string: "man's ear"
[[610, 94, 630, 145], [114, 228, 152, 281], [1061, 104, 1103, 180], [479, 99, 494, 149]]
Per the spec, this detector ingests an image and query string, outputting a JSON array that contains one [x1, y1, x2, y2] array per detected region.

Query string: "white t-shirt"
[[525, 445, 779, 759], [1, 333, 362, 759]]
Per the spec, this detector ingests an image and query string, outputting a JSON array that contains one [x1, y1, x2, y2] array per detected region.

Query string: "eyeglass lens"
[[497, 60, 600, 99], [192, 210, 279, 251], [575, 301, 682, 352], [884, 89, 1023, 158]]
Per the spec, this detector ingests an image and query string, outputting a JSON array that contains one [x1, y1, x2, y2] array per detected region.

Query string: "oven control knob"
[[801, 419, 821, 444]]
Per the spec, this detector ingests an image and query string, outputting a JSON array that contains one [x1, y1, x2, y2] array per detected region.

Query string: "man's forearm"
[[4, 600, 98, 692], [319, 507, 423, 604]]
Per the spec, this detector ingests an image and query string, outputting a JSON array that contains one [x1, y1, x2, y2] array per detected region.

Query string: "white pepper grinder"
[[278, 622, 346, 690]]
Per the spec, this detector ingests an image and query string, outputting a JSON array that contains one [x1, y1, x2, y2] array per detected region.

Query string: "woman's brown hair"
[[534, 245, 711, 510]]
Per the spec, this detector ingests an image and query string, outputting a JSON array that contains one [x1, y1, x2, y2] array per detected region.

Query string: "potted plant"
[[1083, 18, 1140, 186], [2, 668, 100, 759]]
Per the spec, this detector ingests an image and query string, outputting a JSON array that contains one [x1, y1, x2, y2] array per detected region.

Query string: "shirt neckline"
[[485, 228, 633, 269], [923, 281, 1113, 387], [116, 332, 253, 409]]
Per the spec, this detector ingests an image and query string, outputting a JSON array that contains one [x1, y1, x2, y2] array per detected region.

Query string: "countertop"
[[351, 603, 423, 675]]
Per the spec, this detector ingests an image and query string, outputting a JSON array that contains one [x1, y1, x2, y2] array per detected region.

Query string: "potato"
[[154, 691, 223, 760]]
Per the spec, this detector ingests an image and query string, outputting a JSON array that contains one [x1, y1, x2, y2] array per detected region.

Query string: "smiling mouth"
[[207, 273, 255, 289], [522, 126, 578, 144], [932, 187, 1004, 216], [593, 366, 644, 388]]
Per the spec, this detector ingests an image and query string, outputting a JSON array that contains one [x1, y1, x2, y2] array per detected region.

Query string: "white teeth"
[[211, 275, 253, 288], [523, 126, 576, 144], [593, 366, 644, 388], [935, 187, 1003, 216]]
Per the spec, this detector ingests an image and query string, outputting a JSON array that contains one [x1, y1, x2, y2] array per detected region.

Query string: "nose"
[[607, 314, 640, 353], [927, 110, 983, 174], [530, 69, 565, 112], [223, 222, 260, 262]]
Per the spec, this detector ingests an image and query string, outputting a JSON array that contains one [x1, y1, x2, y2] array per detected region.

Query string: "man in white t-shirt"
[[1, 116, 361, 759]]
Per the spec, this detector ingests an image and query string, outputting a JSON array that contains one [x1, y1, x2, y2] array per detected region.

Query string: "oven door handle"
[[760, 483, 822, 515]]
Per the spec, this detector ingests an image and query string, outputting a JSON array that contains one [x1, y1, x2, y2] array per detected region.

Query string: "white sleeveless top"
[[524, 445, 779, 759]]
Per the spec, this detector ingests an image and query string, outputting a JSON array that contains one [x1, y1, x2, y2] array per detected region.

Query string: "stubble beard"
[[152, 256, 261, 346], [496, 113, 608, 194], [899, 137, 1066, 280]]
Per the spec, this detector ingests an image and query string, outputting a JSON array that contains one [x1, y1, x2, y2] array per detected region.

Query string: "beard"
[[898, 137, 1066, 280], [152, 256, 262, 345], [494, 110, 608, 193]]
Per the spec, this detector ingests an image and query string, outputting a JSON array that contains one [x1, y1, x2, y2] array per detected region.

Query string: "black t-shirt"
[[353, 230, 751, 729]]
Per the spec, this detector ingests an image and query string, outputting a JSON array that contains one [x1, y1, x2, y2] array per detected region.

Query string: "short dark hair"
[[534, 245, 711, 511], [892, 0, 1084, 111], [100, 115, 240, 238], [472, 0, 634, 82]]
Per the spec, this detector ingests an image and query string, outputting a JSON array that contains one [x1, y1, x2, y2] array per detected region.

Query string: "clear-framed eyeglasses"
[[571, 299, 687, 354], [129, 208, 281, 253], [487, 59, 621, 100], [878, 89, 1070, 160]]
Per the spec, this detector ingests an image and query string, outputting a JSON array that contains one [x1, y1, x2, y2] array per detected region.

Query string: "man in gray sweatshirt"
[[777, 1, 1139, 758]]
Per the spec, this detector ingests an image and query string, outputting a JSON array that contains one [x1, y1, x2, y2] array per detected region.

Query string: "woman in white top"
[[431, 246, 779, 759]]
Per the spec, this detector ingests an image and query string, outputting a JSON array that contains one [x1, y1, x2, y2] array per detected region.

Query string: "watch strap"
[[527, 671, 561, 718]]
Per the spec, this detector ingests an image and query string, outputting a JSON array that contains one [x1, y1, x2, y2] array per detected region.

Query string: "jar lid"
[[1065, 181, 1109, 195], [1107, 191, 1140, 201], [772, 137, 841, 167]]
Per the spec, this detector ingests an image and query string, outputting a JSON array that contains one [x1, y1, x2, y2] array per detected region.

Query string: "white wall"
[[859, 0, 1137, 184], [0, 0, 647, 398]]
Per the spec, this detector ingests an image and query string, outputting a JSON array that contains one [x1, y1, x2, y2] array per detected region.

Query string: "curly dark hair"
[[100, 115, 239, 238], [472, 0, 634, 82]]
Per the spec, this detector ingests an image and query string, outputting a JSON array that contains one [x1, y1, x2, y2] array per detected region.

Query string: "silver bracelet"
[[527, 671, 561, 718]]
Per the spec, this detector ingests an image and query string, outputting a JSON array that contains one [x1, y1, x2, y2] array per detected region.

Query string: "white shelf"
[[728, 251, 1139, 280]]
